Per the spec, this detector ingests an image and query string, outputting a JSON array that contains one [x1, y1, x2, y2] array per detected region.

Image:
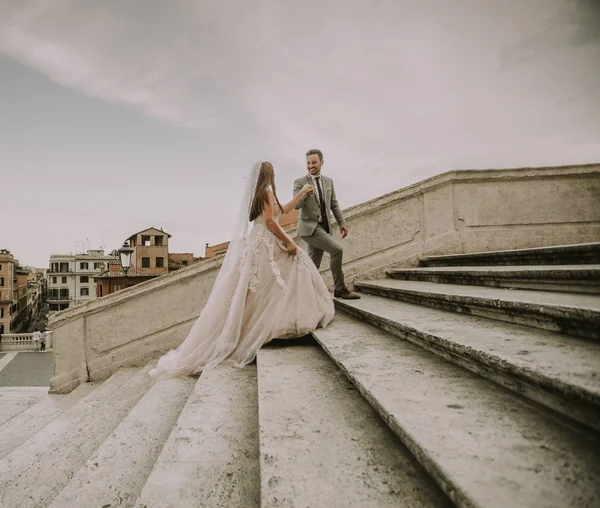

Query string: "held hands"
[[301, 184, 314, 197], [285, 237, 298, 256]]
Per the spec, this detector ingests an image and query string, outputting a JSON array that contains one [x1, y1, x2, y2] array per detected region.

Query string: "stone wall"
[[48, 164, 600, 393]]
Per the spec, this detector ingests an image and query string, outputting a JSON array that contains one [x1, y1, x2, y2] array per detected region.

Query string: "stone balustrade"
[[48, 163, 600, 393], [0, 332, 52, 352]]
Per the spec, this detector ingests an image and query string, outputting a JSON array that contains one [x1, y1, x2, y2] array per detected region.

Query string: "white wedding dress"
[[149, 205, 335, 379]]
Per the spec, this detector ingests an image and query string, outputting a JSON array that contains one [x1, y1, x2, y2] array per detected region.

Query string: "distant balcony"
[[47, 295, 71, 302]]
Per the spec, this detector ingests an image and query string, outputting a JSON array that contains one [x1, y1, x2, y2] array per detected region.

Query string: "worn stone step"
[[387, 265, 600, 294], [0, 382, 97, 460], [313, 315, 600, 508], [49, 375, 195, 508], [420, 242, 600, 267], [0, 364, 155, 508], [355, 279, 600, 340], [135, 365, 260, 508], [0, 386, 53, 427], [335, 293, 600, 432], [257, 339, 451, 508]]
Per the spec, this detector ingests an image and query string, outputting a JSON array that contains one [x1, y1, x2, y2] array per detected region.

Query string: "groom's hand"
[[340, 226, 349, 239]]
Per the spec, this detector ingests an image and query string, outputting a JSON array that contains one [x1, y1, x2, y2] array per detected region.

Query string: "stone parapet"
[[48, 163, 600, 393]]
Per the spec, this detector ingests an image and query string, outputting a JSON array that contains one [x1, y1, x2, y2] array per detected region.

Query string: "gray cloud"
[[1, 0, 599, 266]]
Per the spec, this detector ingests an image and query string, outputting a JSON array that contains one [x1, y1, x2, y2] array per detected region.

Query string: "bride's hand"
[[301, 184, 314, 196], [285, 238, 298, 256]]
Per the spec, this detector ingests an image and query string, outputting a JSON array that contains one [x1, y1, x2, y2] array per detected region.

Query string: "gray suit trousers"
[[301, 225, 345, 292]]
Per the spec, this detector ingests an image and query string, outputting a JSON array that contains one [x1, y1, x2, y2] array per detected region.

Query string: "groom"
[[293, 149, 360, 300]]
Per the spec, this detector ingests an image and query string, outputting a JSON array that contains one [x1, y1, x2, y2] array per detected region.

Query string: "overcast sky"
[[1, 0, 599, 267]]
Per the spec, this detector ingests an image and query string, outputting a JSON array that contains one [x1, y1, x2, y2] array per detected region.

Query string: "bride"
[[149, 161, 335, 379]]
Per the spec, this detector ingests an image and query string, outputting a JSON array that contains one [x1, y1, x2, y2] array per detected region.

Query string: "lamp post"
[[118, 242, 134, 289]]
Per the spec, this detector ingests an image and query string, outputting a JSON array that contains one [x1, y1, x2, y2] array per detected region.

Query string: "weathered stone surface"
[[49, 375, 195, 508], [48, 164, 600, 394], [356, 279, 600, 340], [0, 382, 96, 459], [135, 365, 260, 508], [421, 242, 600, 266], [0, 365, 154, 508], [334, 293, 600, 431], [453, 178, 600, 227], [257, 342, 451, 508], [314, 314, 600, 508], [388, 264, 600, 293]]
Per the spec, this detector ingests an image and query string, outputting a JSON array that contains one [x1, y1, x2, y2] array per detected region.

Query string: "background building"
[[47, 249, 118, 312], [0, 250, 44, 334], [0, 250, 17, 336], [95, 227, 203, 297]]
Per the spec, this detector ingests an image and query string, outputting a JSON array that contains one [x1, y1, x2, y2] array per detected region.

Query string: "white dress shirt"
[[307, 173, 324, 202]]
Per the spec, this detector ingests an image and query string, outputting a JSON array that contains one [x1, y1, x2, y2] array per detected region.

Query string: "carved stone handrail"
[[48, 163, 600, 393]]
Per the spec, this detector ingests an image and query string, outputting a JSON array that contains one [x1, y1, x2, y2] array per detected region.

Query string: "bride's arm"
[[281, 184, 313, 215], [264, 189, 297, 254]]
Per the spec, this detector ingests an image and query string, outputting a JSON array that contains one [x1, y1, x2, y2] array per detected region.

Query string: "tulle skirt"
[[149, 226, 335, 379]]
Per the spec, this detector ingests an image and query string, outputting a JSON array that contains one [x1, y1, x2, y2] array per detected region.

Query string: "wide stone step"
[[387, 265, 600, 294], [257, 339, 451, 508], [420, 242, 600, 267], [355, 279, 600, 340], [313, 315, 600, 508], [0, 382, 97, 460], [0, 364, 155, 508], [136, 365, 260, 508], [49, 375, 195, 508], [334, 293, 600, 432]]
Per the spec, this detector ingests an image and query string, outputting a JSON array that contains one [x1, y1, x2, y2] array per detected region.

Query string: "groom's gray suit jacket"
[[293, 174, 346, 237]]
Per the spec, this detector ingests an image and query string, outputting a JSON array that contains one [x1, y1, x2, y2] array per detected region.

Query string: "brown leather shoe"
[[334, 288, 361, 300]]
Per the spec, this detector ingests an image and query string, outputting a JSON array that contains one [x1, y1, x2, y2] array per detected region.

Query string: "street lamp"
[[118, 241, 134, 289]]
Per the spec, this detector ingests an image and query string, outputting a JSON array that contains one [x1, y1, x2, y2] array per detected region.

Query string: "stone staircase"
[[1, 243, 599, 507]]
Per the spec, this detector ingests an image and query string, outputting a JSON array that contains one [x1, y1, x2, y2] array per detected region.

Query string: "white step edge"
[[257, 342, 451, 508], [135, 365, 260, 508], [0, 364, 155, 508]]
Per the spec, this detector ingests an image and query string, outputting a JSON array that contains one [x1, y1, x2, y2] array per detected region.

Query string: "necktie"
[[315, 177, 329, 233]]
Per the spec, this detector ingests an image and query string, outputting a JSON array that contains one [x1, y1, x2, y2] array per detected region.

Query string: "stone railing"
[[0, 332, 52, 352], [48, 163, 600, 393]]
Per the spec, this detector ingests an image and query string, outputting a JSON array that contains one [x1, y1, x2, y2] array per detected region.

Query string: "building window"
[[142, 257, 150, 268], [49, 289, 59, 299], [182, 260, 188, 266], [0, 277, 3, 287], [59, 289, 69, 299], [52, 277, 57, 284], [80, 262, 89, 270], [80, 276, 89, 283], [142, 235, 151, 246], [0, 308, 3, 318], [62, 276, 67, 284], [155, 236, 164, 246], [156, 257, 164, 268], [94, 262, 100, 269], [60, 262, 69, 272], [80, 288, 89, 296]]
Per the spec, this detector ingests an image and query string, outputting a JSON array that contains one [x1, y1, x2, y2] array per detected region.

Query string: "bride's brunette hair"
[[249, 161, 283, 222]]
